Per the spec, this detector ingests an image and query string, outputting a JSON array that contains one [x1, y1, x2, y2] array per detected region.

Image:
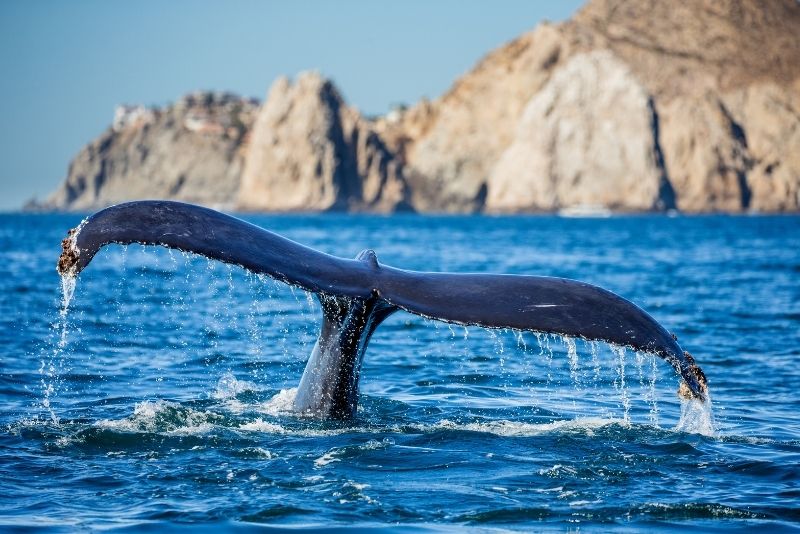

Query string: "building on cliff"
[[112, 105, 155, 133]]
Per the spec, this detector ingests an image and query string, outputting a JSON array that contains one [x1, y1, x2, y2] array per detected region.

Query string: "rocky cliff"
[[238, 73, 409, 212], [404, 0, 800, 213], [39, 92, 258, 211], [40, 0, 800, 213]]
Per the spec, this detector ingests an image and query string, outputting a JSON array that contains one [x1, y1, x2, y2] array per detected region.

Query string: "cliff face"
[[239, 73, 409, 212], [42, 0, 800, 213], [556, 0, 800, 213], [410, 0, 800, 213], [393, 23, 573, 212], [486, 50, 672, 212], [41, 93, 258, 211]]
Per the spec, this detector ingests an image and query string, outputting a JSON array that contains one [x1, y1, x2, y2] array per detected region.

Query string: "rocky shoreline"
[[33, 0, 800, 214]]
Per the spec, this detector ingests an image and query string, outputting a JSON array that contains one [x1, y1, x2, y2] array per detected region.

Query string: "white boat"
[[557, 204, 613, 218]]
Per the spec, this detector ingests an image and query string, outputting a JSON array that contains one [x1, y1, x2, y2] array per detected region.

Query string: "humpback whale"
[[57, 200, 708, 419]]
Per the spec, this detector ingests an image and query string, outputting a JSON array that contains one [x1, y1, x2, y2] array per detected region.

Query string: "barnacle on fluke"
[[57, 228, 80, 277], [679, 352, 709, 399]]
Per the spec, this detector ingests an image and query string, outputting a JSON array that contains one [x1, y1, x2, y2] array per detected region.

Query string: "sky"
[[0, 0, 583, 211]]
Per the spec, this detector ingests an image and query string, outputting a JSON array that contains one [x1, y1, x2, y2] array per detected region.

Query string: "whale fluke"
[[58, 200, 708, 418]]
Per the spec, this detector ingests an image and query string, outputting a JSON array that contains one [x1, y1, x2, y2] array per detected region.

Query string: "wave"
[[95, 400, 223, 436], [313, 438, 394, 468], [212, 372, 262, 400], [427, 417, 624, 437], [16, 373, 719, 443], [22, 397, 718, 442]]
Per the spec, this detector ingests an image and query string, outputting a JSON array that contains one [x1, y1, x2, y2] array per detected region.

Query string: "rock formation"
[[238, 72, 409, 212], [40, 0, 800, 213], [39, 92, 258, 211], [391, 22, 574, 212], [405, 0, 800, 213], [486, 50, 672, 212], [552, 0, 800, 213]]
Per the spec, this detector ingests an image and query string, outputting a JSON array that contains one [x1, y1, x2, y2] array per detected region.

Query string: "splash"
[[59, 273, 77, 318], [96, 400, 221, 435], [514, 331, 722, 431], [213, 372, 261, 400], [258, 387, 299, 415], [675, 394, 716, 437]]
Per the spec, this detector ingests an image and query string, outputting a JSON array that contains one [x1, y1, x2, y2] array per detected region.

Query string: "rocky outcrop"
[[722, 81, 800, 212], [653, 82, 800, 213], [487, 50, 671, 212], [397, 23, 574, 212], [238, 72, 408, 212], [40, 92, 258, 211], [40, 0, 800, 214], [551, 0, 800, 213], [445, 0, 800, 213]]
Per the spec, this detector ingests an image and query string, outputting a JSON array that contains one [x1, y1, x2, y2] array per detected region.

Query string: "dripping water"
[[610, 345, 631, 422], [40, 272, 77, 423], [589, 340, 601, 388], [565, 337, 580, 389], [676, 393, 716, 437]]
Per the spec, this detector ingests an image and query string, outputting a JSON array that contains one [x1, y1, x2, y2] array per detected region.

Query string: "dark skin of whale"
[[58, 200, 708, 419]]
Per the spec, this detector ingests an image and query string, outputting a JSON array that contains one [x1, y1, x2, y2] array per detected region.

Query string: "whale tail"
[[58, 200, 708, 418]]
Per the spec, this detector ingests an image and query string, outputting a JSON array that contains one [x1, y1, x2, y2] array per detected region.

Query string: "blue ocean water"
[[1, 213, 799, 532]]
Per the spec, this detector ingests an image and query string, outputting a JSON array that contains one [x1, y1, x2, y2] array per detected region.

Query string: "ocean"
[[1, 213, 798, 531]]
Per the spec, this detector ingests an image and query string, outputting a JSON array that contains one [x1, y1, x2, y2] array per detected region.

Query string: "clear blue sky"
[[0, 0, 583, 211]]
